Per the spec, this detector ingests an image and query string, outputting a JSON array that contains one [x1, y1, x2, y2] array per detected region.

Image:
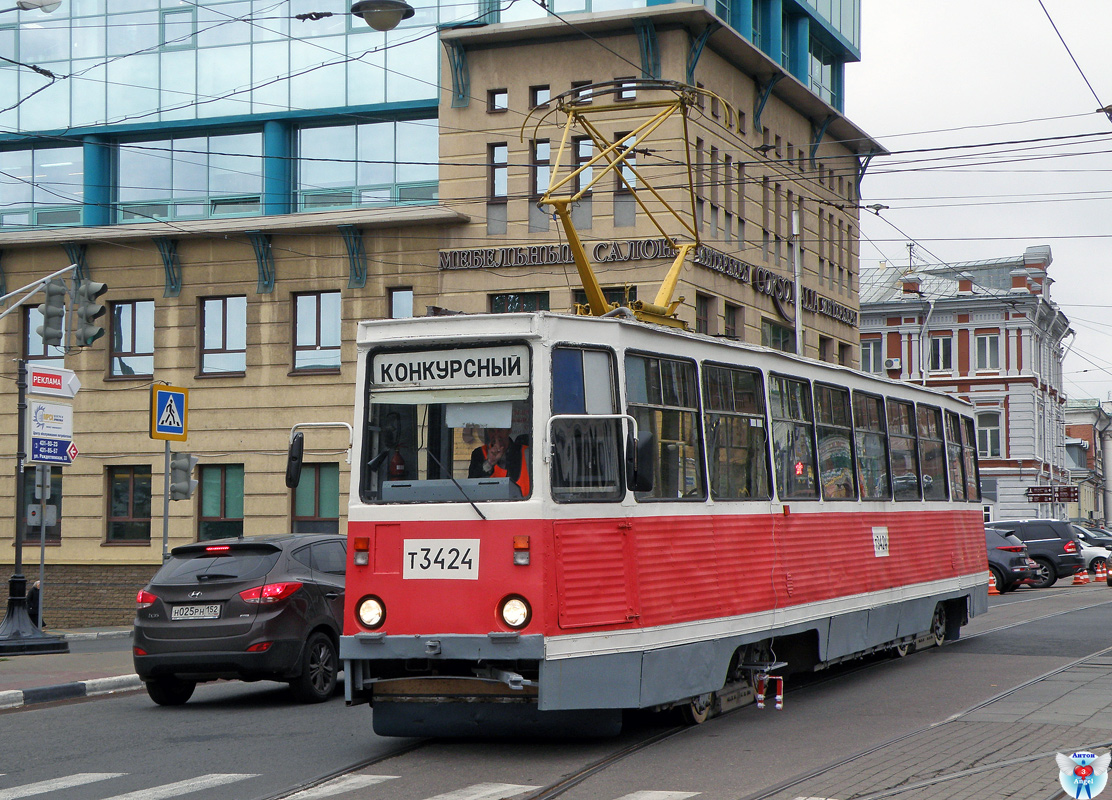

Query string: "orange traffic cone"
[[1073, 567, 1091, 586], [988, 571, 1000, 596], [1098, 561, 1108, 582]]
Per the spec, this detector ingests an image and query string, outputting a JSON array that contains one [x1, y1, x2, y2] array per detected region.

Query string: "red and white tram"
[[331, 311, 987, 736]]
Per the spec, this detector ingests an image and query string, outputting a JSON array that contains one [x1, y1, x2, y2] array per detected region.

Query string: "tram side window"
[[550, 347, 623, 502], [769, 375, 818, 500], [703, 364, 770, 500], [961, 416, 981, 501], [815, 383, 855, 500], [626, 354, 705, 500], [887, 399, 921, 501], [944, 411, 967, 501], [852, 392, 890, 500], [916, 405, 949, 500]]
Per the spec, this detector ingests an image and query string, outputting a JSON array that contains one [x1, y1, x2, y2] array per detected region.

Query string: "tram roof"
[[356, 312, 973, 411]]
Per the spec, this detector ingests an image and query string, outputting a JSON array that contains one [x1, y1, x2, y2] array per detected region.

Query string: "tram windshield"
[[360, 344, 533, 504]]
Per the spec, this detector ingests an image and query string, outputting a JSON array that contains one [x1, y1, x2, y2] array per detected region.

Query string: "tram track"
[[261, 588, 1112, 800]]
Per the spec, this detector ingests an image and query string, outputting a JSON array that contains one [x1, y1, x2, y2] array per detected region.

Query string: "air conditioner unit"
[[884, 358, 902, 370]]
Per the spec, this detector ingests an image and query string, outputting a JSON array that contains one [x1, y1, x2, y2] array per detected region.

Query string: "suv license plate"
[[171, 604, 221, 620]]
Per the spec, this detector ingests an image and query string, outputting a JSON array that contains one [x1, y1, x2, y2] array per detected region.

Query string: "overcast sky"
[[844, 0, 1112, 403]]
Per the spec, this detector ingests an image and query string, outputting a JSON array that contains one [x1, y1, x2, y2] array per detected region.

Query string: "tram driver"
[[468, 427, 531, 496]]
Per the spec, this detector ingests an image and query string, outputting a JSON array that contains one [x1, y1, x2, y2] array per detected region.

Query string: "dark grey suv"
[[984, 520, 1083, 589], [133, 534, 346, 706]]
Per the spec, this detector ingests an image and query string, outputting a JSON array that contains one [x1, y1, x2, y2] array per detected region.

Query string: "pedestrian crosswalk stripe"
[[0, 773, 125, 800], [284, 774, 399, 798], [97, 773, 258, 800], [423, 783, 541, 800], [614, 793, 701, 800]]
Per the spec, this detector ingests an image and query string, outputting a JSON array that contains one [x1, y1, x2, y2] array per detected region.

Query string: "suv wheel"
[[1029, 557, 1056, 589], [291, 632, 338, 703], [146, 677, 196, 706]]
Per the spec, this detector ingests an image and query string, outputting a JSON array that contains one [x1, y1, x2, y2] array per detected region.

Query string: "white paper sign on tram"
[[371, 345, 530, 403]]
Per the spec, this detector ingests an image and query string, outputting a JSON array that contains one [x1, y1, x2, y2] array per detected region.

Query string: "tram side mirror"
[[285, 431, 304, 488], [626, 430, 654, 493]]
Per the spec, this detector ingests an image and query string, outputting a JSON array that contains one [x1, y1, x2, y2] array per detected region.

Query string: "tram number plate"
[[403, 539, 480, 579], [171, 604, 221, 620], [872, 526, 890, 558]]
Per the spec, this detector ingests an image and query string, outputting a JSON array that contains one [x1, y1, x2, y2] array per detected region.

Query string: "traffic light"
[[169, 452, 199, 501], [74, 280, 108, 346], [35, 278, 68, 348]]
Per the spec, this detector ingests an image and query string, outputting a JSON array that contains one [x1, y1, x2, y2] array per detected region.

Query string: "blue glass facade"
[[0, 0, 858, 228]]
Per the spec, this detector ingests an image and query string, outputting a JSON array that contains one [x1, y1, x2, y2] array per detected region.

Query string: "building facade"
[[0, 0, 873, 624], [859, 246, 1072, 523], [1063, 398, 1112, 527]]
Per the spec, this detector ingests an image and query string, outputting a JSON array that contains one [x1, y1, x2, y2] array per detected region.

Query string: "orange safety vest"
[[482, 444, 531, 497]]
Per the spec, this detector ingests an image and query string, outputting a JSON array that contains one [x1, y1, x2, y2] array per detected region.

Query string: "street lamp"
[[350, 0, 415, 31], [0, 0, 62, 13]]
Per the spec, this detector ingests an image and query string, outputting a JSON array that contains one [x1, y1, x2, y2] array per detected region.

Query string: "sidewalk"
[[0, 626, 140, 710]]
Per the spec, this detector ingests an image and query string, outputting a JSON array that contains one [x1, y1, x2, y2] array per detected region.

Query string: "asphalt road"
[[1, 585, 1110, 800]]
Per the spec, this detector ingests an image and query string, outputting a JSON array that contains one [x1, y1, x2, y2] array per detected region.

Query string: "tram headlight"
[[357, 595, 386, 629], [499, 595, 531, 629]]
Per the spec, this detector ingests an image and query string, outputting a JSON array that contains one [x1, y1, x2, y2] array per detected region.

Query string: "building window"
[[161, 8, 196, 47], [199, 464, 244, 541], [531, 139, 550, 197], [293, 291, 342, 371], [571, 80, 593, 103], [489, 143, 508, 200], [530, 85, 551, 109], [22, 466, 62, 543], [809, 36, 839, 106], [201, 296, 246, 375], [388, 288, 414, 319], [724, 303, 739, 338], [977, 411, 1002, 458], [24, 306, 65, 364], [861, 339, 883, 373], [976, 334, 1000, 370], [573, 137, 594, 195], [0, 146, 83, 229], [107, 466, 152, 542], [487, 88, 508, 112], [296, 120, 437, 211], [118, 133, 263, 222], [293, 463, 340, 534], [110, 300, 155, 377], [572, 286, 636, 311], [616, 77, 636, 101], [695, 293, 711, 334], [491, 293, 549, 313], [762, 319, 795, 353], [929, 336, 953, 372]]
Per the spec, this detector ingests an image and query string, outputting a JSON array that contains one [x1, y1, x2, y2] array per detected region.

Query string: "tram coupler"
[[473, 666, 536, 690]]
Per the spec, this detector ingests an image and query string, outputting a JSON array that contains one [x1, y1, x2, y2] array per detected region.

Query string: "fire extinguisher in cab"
[[389, 447, 406, 479]]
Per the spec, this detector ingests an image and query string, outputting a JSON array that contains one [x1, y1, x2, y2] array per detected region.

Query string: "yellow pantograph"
[[525, 80, 734, 329]]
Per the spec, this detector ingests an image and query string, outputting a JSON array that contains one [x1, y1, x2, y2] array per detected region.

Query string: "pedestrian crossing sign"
[[150, 385, 189, 441]]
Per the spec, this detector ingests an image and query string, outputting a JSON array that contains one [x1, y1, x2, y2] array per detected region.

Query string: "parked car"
[[1072, 524, 1112, 551], [133, 533, 346, 706], [983, 519, 1084, 589], [1078, 540, 1112, 576], [986, 528, 1035, 593]]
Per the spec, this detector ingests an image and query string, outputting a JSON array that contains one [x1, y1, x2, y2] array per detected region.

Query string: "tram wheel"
[[680, 692, 715, 725], [893, 640, 913, 658], [929, 604, 947, 648]]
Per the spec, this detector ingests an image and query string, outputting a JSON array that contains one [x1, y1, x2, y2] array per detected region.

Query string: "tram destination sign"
[[372, 345, 530, 390]]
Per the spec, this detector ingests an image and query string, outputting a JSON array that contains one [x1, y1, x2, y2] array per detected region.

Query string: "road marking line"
[[0, 773, 125, 799], [97, 773, 258, 800], [423, 783, 541, 800], [284, 775, 400, 798], [615, 793, 702, 800]]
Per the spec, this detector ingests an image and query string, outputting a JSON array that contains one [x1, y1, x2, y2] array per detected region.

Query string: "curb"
[[0, 674, 143, 711], [58, 629, 132, 641]]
